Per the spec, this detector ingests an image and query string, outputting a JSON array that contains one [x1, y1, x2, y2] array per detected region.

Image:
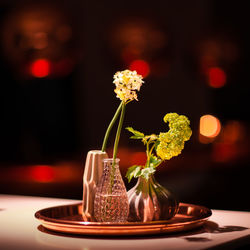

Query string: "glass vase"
[[127, 175, 179, 222], [94, 158, 129, 222]]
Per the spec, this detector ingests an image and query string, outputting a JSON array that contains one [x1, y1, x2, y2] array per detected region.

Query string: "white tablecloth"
[[0, 194, 250, 250]]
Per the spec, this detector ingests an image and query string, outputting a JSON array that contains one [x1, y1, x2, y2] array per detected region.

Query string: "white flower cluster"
[[113, 70, 144, 103]]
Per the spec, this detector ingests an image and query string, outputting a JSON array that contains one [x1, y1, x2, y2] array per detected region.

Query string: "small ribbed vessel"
[[82, 150, 108, 222], [127, 175, 179, 222], [94, 158, 129, 222]]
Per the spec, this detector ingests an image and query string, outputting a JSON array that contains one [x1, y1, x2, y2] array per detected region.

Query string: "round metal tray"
[[35, 203, 212, 236]]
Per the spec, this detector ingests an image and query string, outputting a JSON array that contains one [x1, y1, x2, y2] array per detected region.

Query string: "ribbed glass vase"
[[127, 175, 179, 222], [94, 158, 129, 222]]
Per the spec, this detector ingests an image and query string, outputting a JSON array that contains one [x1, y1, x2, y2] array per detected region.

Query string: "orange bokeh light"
[[208, 67, 226, 88], [30, 59, 51, 78], [129, 59, 150, 78], [29, 165, 55, 182], [200, 115, 221, 139]]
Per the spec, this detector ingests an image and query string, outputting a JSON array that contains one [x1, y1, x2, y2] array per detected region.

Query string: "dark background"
[[0, 0, 249, 211]]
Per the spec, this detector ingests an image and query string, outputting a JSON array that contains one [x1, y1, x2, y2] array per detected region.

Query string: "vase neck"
[[103, 158, 120, 165], [138, 175, 155, 184], [102, 158, 121, 179], [103, 158, 120, 168], [137, 175, 156, 192]]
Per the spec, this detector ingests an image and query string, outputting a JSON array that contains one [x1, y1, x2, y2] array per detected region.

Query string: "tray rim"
[[35, 202, 212, 227]]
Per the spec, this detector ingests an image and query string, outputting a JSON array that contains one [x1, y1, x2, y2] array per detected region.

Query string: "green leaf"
[[126, 127, 144, 139], [141, 166, 156, 180], [130, 135, 142, 140], [149, 155, 162, 167], [126, 165, 142, 182]]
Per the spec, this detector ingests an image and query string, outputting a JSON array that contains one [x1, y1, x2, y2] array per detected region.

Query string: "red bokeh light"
[[130, 152, 147, 165], [29, 165, 55, 182], [30, 59, 51, 78], [129, 59, 150, 78], [208, 67, 226, 88], [212, 143, 238, 163]]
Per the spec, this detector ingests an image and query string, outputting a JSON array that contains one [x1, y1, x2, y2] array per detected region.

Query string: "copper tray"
[[35, 203, 212, 236]]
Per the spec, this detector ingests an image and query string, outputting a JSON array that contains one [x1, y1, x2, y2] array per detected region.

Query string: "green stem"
[[149, 144, 155, 157], [146, 141, 150, 158], [146, 141, 150, 167], [101, 102, 123, 152], [113, 102, 126, 161], [154, 160, 163, 168], [108, 103, 126, 200], [146, 141, 155, 167]]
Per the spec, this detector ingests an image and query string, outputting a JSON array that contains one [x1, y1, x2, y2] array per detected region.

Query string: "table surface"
[[0, 195, 250, 250]]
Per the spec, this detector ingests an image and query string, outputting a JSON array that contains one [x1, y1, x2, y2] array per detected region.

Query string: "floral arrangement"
[[93, 69, 144, 222], [101, 69, 144, 161], [126, 113, 192, 182], [84, 69, 193, 223]]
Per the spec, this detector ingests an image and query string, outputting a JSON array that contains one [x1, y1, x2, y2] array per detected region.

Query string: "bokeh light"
[[208, 67, 227, 88], [32, 32, 48, 50], [129, 59, 150, 78], [199, 115, 221, 141], [130, 152, 147, 165], [29, 165, 55, 183], [30, 59, 51, 78], [221, 120, 244, 143]]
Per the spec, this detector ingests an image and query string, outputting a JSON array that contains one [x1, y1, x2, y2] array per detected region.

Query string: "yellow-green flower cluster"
[[113, 70, 144, 103], [156, 113, 192, 160]]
